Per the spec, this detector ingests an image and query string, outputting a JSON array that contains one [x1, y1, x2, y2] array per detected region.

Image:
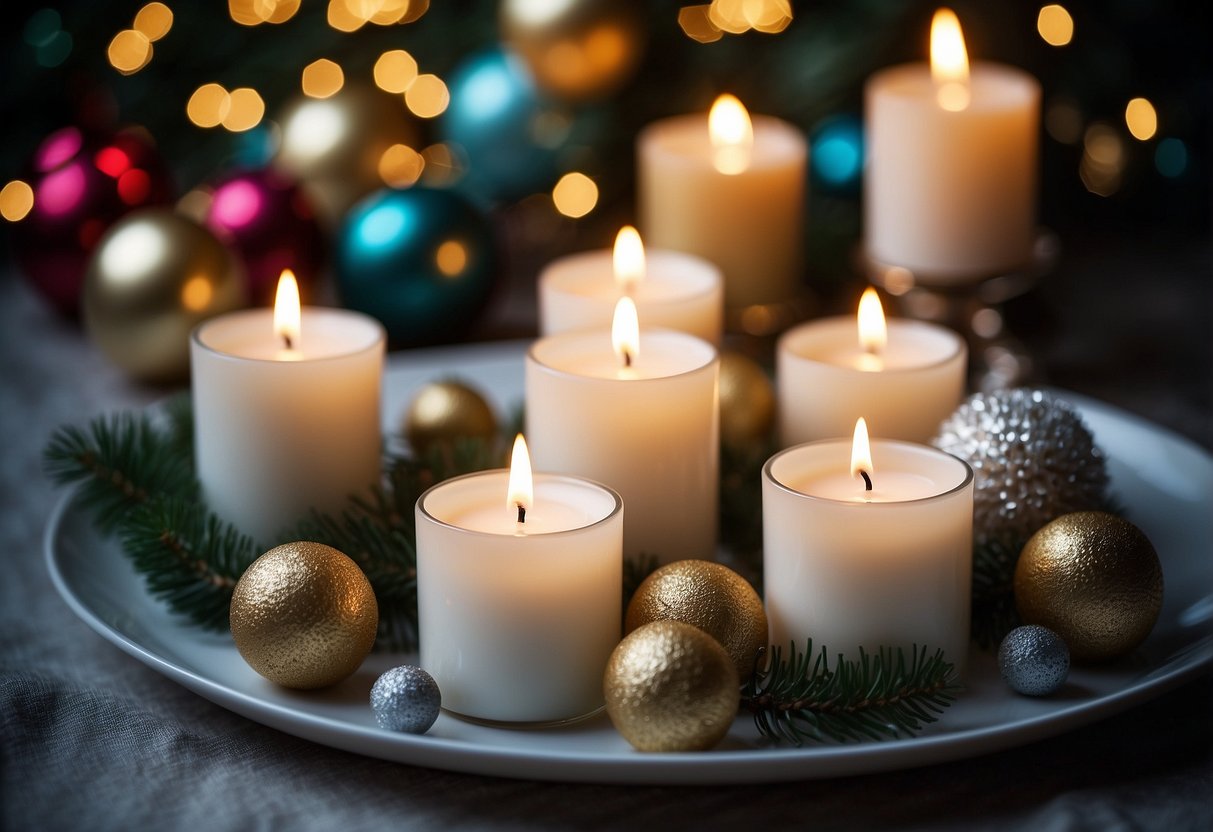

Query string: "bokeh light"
[[678, 6, 722, 43], [188, 83, 232, 128], [1080, 123, 1125, 197], [1037, 5, 1073, 47], [1124, 97, 1158, 141], [229, 0, 262, 26], [405, 74, 450, 118], [744, 0, 793, 33], [379, 144, 425, 188], [108, 29, 153, 75], [134, 3, 174, 42], [24, 8, 61, 46], [420, 144, 463, 186], [302, 58, 345, 98], [1044, 97, 1083, 144], [222, 88, 265, 132], [435, 240, 469, 277], [551, 172, 599, 218], [0, 181, 35, 222], [709, 0, 751, 34], [263, 0, 302, 24], [374, 50, 419, 94], [811, 116, 864, 187], [327, 0, 368, 33], [1155, 138, 1188, 178]]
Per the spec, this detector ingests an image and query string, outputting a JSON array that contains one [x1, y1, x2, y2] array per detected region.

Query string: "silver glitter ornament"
[[371, 666, 441, 734], [998, 625, 1070, 696], [932, 389, 1109, 548]]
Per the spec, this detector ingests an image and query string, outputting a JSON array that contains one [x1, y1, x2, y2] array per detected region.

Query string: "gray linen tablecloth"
[[3, 250, 1211, 830]]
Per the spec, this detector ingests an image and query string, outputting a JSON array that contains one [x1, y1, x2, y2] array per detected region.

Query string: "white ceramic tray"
[[45, 341, 1213, 785]]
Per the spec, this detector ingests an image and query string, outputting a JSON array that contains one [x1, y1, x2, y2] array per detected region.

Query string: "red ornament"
[[12, 126, 174, 315], [204, 169, 326, 306]]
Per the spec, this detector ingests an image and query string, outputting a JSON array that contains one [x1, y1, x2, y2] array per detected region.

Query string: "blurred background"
[[0, 0, 1208, 444]]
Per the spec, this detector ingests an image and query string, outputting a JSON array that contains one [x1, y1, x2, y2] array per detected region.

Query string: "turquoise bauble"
[[336, 188, 496, 345]]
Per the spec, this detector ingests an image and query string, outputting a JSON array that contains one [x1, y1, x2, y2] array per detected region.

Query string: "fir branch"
[[120, 496, 258, 631], [43, 412, 196, 531], [742, 642, 959, 745], [971, 537, 1024, 650]]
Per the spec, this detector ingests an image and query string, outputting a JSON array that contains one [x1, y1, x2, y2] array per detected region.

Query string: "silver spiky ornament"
[[933, 389, 1109, 549]]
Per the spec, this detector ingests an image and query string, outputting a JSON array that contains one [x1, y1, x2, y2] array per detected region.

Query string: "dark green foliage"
[[971, 537, 1025, 650], [743, 642, 959, 745]]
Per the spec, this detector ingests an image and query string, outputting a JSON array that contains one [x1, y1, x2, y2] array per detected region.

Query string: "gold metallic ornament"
[[230, 542, 378, 689], [404, 380, 498, 455], [625, 559, 768, 679], [1014, 512, 1163, 663], [82, 209, 246, 382], [500, 0, 645, 101], [718, 351, 776, 446], [274, 86, 419, 224], [604, 620, 739, 752]]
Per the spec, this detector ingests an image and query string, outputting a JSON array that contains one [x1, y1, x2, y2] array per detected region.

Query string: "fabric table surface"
[[2, 250, 1210, 830]]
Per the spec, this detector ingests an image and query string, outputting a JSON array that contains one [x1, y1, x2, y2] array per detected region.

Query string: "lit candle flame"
[[273, 269, 301, 351], [858, 287, 887, 356], [507, 433, 533, 525], [613, 225, 645, 292], [850, 417, 874, 491], [612, 296, 640, 369], [930, 8, 970, 112], [709, 94, 754, 175]]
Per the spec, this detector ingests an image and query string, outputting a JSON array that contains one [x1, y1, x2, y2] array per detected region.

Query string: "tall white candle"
[[417, 437, 623, 724], [638, 94, 807, 310], [865, 8, 1040, 282], [526, 301, 719, 564], [191, 272, 384, 543], [763, 420, 974, 674], [777, 289, 966, 445], [539, 226, 724, 344]]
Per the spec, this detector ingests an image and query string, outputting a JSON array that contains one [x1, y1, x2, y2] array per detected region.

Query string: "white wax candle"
[[777, 316, 965, 445], [191, 307, 384, 543], [638, 97, 807, 310], [416, 470, 623, 724], [538, 249, 724, 345], [865, 13, 1040, 282], [526, 329, 719, 565], [763, 438, 974, 675]]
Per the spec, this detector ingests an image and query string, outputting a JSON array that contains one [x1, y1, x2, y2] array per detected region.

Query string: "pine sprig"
[[971, 537, 1024, 650], [43, 411, 196, 530], [120, 496, 259, 631], [742, 642, 959, 745]]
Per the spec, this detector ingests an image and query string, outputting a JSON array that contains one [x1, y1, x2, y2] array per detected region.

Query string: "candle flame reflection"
[[709, 94, 753, 175], [930, 8, 970, 112], [508, 434, 533, 525], [613, 225, 645, 292], [612, 296, 640, 369], [850, 417, 874, 487], [273, 270, 301, 351]]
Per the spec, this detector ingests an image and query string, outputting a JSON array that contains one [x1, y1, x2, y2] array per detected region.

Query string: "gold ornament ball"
[[274, 86, 419, 224], [82, 209, 246, 382], [625, 559, 768, 679], [1014, 512, 1163, 663], [404, 380, 498, 455], [718, 351, 775, 446], [230, 542, 378, 689], [604, 620, 739, 752], [500, 0, 645, 101]]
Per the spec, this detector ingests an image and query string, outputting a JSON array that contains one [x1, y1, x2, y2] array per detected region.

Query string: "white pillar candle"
[[526, 301, 719, 564], [638, 94, 807, 310], [865, 8, 1041, 282], [191, 272, 384, 543], [763, 420, 974, 674], [778, 289, 965, 445], [538, 226, 724, 345], [416, 437, 623, 724]]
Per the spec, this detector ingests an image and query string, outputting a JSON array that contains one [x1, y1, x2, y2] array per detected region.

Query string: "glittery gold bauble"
[[1014, 512, 1163, 663], [404, 380, 497, 455], [230, 542, 378, 689], [82, 209, 245, 382], [718, 351, 776, 447], [604, 620, 739, 752], [625, 559, 768, 679], [274, 86, 419, 224], [500, 0, 645, 101]]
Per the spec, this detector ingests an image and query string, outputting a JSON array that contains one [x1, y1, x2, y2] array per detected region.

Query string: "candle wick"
[[516, 504, 526, 524], [623, 350, 632, 369], [859, 470, 873, 492], [282, 333, 293, 351]]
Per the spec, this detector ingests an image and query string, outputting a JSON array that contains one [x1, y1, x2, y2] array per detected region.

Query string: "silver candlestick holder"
[[861, 230, 1059, 391]]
